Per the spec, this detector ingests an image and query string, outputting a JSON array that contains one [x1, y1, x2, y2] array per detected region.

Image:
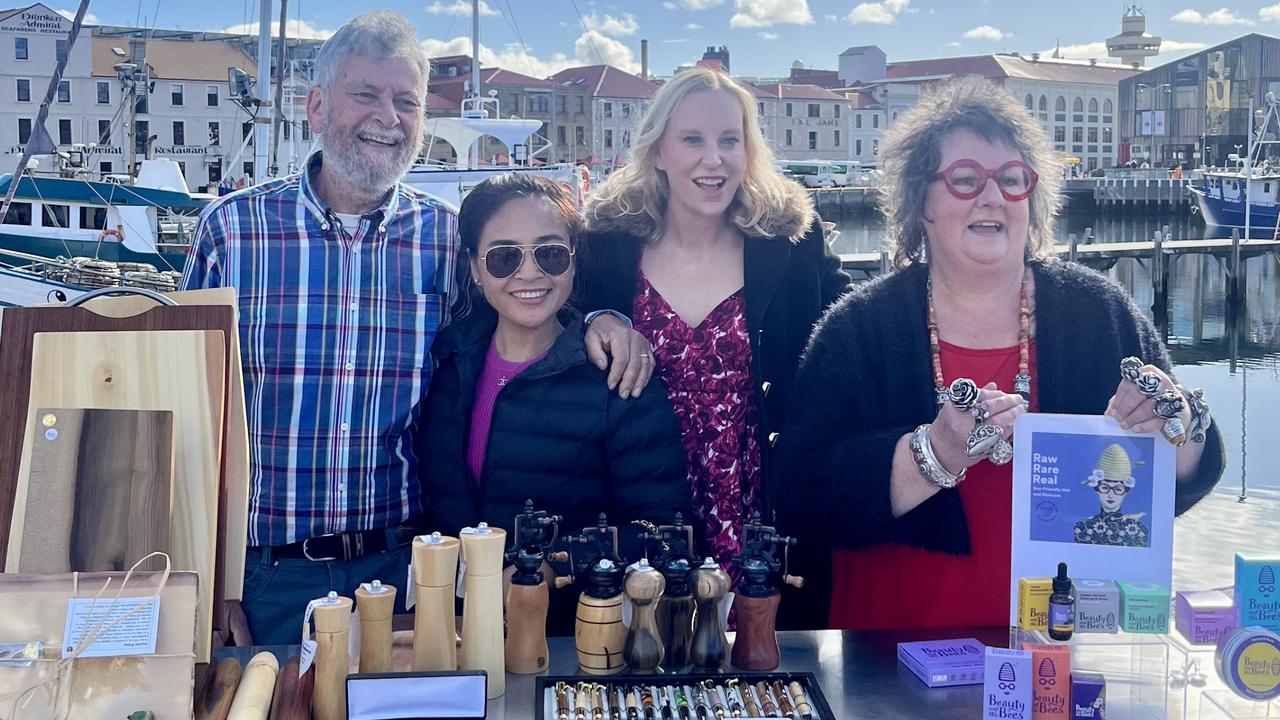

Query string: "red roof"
[[429, 67, 552, 103], [845, 90, 882, 109], [887, 55, 1140, 85], [425, 92, 459, 113], [552, 65, 658, 99], [752, 83, 847, 101]]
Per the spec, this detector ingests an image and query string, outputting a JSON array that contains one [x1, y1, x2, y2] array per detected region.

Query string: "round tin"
[[1216, 626, 1280, 701]]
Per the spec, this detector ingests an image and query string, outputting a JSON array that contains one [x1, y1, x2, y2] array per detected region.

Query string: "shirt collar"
[[298, 150, 403, 233]]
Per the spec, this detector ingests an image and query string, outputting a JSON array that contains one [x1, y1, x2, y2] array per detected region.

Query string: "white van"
[[777, 160, 835, 188]]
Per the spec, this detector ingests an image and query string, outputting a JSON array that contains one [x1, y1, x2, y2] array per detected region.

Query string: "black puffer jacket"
[[417, 305, 692, 633]]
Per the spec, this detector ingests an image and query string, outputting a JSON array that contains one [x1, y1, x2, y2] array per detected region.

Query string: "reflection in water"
[[832, 210, 1280, 591]]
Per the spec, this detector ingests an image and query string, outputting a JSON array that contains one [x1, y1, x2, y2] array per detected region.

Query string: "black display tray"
[[534, 671, 834, 720]]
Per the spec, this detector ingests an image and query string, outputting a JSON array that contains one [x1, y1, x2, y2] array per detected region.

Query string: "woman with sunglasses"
[[772, 76, 1224, 630], [417, 174, 691, 631]]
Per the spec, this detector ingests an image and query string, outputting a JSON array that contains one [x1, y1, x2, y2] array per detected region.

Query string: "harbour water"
[[832, 210, 1280, 591]]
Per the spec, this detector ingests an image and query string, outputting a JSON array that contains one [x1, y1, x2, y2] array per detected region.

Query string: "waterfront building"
[[753, 82, 848, 161], [1106, 5, 1162, 68], [1118, 33, 1280, 170], [551, 64, 657, 173]]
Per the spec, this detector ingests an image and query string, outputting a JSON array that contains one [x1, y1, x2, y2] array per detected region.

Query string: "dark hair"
[[458, 173, 583, 256]]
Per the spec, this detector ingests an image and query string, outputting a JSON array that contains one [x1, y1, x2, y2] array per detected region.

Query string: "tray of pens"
[[535, 672, 833, 720]]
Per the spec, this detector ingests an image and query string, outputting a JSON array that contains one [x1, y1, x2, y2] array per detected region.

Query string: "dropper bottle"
[[1048, 562, 1076, 641]]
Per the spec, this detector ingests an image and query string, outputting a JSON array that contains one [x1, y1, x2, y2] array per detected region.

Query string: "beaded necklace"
[[927, 269, 1033, 407]]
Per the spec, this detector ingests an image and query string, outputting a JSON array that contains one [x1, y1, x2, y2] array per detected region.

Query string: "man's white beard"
[[321, 113, 420, 196]]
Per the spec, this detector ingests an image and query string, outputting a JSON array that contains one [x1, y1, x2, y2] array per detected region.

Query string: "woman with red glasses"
[[417, 174, 691, 632], [772, 76, 1224, 630]]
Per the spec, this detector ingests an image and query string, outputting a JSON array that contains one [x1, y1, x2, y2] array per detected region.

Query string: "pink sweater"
[[466, 340, 548, 483]]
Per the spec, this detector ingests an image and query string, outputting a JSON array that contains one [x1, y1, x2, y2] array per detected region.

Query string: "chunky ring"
[[1153, 390, 1185, 420], [989, 438, 1014, 466], [965, 423, 1004, 458], [1161, 417, 1188, 446], [972, 404, 991, 424], [1135, 372, 1163, 397], [639, 353, 651, 359], [948, 378, 980, 411], [1120, 356, 1144, 382]]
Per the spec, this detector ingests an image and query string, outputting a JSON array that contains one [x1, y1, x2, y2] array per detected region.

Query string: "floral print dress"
[[632, 272, 762, 569]]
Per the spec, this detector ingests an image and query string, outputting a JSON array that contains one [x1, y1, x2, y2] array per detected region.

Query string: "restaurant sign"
[[0, 5, 72, 36]]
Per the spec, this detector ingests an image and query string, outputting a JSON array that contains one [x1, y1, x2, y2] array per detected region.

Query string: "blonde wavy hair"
[[585, 66, 813, 240]]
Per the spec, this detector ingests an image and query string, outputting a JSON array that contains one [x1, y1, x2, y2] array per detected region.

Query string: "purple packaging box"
[[897, 638, 987, 687], [1174, 589, 1237, 644], [984, 647, 1033, 720], [1070, 672, 1106, 720]]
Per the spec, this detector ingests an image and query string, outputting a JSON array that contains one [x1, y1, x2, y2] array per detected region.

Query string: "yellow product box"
[[1019, 577, 1053, 631]]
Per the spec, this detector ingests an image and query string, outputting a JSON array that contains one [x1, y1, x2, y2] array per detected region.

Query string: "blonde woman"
[[579, 67, 851, 584]]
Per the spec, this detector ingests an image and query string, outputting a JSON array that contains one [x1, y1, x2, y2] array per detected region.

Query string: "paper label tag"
[[298, 640, 317, 677], [405, 563, 416, 610], [718, 592, 735, 629], [61, 597, 159, 658], [348, 608, 361, 658], [298, 595, 334, 677], [622, 596, 634, 629]]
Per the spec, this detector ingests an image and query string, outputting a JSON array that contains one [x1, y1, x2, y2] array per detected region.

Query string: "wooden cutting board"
[[11, 329, 226, 662], [8, 408, 174, 574]]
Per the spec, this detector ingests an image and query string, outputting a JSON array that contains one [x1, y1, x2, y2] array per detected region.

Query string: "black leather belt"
[[268, 523, 420, 562]]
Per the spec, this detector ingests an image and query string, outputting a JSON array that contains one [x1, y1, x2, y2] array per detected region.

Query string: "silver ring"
[[1120, 356, 1144, 382], [1153, 390, 1184, 420], [972, 404, 990, 424], [948, 378, 980, 411], [989, 438, 1014, 466], [965, 423, 1004, 458], [1136, 372, 1163, 397]]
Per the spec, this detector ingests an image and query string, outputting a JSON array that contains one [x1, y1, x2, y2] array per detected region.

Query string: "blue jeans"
[[240, 529, 412, 645]]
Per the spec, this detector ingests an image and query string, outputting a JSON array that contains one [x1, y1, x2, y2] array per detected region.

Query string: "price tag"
[[298, 594, 338, 677], [622, 596, 634, 629], [348, 607, 361, 658], [61, 597, 158, 658], [405, 563, 416, 610]]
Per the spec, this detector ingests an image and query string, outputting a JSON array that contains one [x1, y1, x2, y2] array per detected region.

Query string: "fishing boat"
[[1189, 93, 1280, 239]]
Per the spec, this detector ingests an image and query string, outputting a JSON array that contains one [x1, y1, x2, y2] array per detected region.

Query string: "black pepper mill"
[[639, 513, 699, 669], [689, 558, 731, 671], [505, 500, 566, 674], [730, 512, 803, 671], [566, 514, 629, 675]]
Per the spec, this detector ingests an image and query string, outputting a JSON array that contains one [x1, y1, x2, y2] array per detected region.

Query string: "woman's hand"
[[929, 383, 1028, 472], [584, 314, 655, 398], [1105, 363, 1192, 437]]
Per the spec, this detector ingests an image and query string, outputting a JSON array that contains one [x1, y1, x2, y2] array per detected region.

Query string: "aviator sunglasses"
[[479, 242, 575, 279], [934, 159, 1039, 201]]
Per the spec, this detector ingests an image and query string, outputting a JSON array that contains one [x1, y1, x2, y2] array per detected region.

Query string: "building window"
[[856, 138, 863, 155], [56, 39, 67, 63], [207, 84, 218, 107], [785, 129, 793, 146], [99, 161, 113, 175], [604, 129, 613, 149], [575, 96, 584, 114], [603, 102, 612, 118], [80, 207, 107, 230], [1103, 98, 1113, 114], [3, 201, 31, 225], [98, 119, 110, 144], [58, 118, 71, 145], [172, 121, 185, 146], [301, 120, 310, 141], [873, 139, 879, 155], [557, 95, 566, 113], [1072, 127, 1083, 143], [243, 162, 253, 178], [785, 103, 793, 117], [170, 83, 183, 106], [1025, 94, 1034, 109], [528, 94, 547, 113], [1103, 127, 1113, 143], [282, 121, 291, 140], [208, 121, 220, 146], [1073, 97, 1084, 113], [757, 102, 764, 115], [575, 126, 584, 146], [135, 120, 150, 154], [242, 121, 253, 145], [1088, 97, 1098, 114], [97, 80, 110, 104], [14, 37, 28, 60], [622, 103, 631, 118], [807, 103, 820, 118], [18, 118, 31, 144], [557, 125, 566, 144], [16, 78, 29, 103], [56, 80, 70, 103], [855, 114, 862, 129], [834, 104, 840, 119], [42, 204, 69, 228], [135, 93, 148, 114], [1087, 127, 1098, 143], [808, 131, 817, 150], [622, 130, 631, 147], [1055, 96, 1066, 122], [834, 129, 841, 147], [1039, 95, 1048, 112], [1054, 126, 1065, 143]]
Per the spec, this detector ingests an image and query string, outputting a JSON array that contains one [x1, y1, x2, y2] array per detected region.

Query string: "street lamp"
[[1137, 82, 1170, 166]]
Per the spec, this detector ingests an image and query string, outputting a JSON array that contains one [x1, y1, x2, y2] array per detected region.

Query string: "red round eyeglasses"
[[934, 159, 1039, 201]]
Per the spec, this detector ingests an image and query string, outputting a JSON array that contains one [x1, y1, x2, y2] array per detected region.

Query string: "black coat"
[[575, 219, 853, 482], [772, 260, 1226, 628], [417, 306, 692, 634]]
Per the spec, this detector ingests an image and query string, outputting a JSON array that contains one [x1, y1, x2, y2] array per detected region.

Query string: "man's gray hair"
[[314, 11, 429, 94]]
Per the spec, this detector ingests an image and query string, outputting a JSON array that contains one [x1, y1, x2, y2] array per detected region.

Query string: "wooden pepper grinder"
[[459, 522, 508, 698], [623, 558, 666, 672], [568, 514, 628, 675], [689, 558, 730, 671], [731, 512, 803, 671], [412, 531, 460, 671], [226, 651, 279, 720], [640, 513, 698, 669], [312, 592, 354, 720], [505, 501, 567, 674], [355, 579, 397, 673]]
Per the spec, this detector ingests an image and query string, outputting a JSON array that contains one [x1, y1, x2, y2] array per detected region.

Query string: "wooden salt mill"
[[623, 558, 666, 672], [355, 579, 397, 673], [730, 512, 803, 671], [689, 558, 730, 671], [226, 651, 279, 720], [505, 500, 567, 674], [568, 514, 628, 675], [312, 591, 354, 720], [640, 513, 698, 669], [459, 522, 507, 698], [412, 531, 460, 671]]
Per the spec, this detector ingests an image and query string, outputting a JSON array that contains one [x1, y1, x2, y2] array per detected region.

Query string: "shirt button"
[[345, 362, 355, 371], [349, 302, 358, 311], [340, 422, 350, 432], [321, 222, 330, 231]]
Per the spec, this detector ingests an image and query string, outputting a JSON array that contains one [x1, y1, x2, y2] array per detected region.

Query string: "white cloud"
[[848, 0, 913, 25], [424, 0, 500, 16], [1171, 8, 1253, 25], [663, 38, 689, 43], [222, 19, 334, 39], [55, 8, 99, 24], [963, 25, 1005, 41], [582, 12, 639, 36], [1262, 3, 1280, 22], [686, 22, 703, 30], [675, 0, 726, 8], [944, 41, 963, 48], [824, 14, 839, 22], [758, 31, 779, 40], [1162, 40, 1209, 53], [663, 1, 678, 9], [421, 30, 641, 77], [730, 0, 813, 28], [1042, 38, 1207, 61]]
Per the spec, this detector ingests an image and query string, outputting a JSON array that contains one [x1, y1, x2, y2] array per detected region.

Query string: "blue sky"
[[53, 1, 1280, 78]]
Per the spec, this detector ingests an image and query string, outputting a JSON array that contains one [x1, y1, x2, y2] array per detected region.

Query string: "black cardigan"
[[416, 306, 692, 633], [575, 219, 853, 481], [771, 260, 1226, 627]]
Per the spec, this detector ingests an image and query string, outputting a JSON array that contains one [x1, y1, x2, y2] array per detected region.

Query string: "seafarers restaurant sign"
[[0, 5, 72, 35]]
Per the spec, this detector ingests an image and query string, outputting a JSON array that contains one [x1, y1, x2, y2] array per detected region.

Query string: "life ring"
[[98, 227, 124, 243], [576, 165, 591, 206]]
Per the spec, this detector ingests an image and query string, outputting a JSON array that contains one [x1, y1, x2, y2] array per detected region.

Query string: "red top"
[[828, 340, 1039, 630]]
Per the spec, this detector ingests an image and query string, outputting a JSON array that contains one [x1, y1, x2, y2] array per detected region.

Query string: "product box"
[[1070, 672, 1106, 720], [1075, 579, 1120, 634], [897, 638, 986, 687], [1235, 553, 1280, 631], [1022, 643, 1070, 720], [1019, 577, 1053, 631], [1118, 580, 1170, 634], [1174, 589, 1237, 644], [984, 647, 1033, 720]]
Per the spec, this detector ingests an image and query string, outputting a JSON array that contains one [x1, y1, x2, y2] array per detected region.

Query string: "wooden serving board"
[[10, 329, 226, 662], [9, 408, 174, 574]]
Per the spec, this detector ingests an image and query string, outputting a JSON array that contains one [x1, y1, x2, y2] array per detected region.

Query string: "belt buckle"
[[301, 534, 338, 562]]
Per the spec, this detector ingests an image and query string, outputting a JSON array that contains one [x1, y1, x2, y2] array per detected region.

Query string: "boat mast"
[[0, 0, 93, 220], [269, 0, 288, 177], [253, 0, 272, 184], [468, 0, 481, 169]]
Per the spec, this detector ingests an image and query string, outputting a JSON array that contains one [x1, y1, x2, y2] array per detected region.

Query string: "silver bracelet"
[[1176, 384, 1212, 444], [910, 423, 966, 489]]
